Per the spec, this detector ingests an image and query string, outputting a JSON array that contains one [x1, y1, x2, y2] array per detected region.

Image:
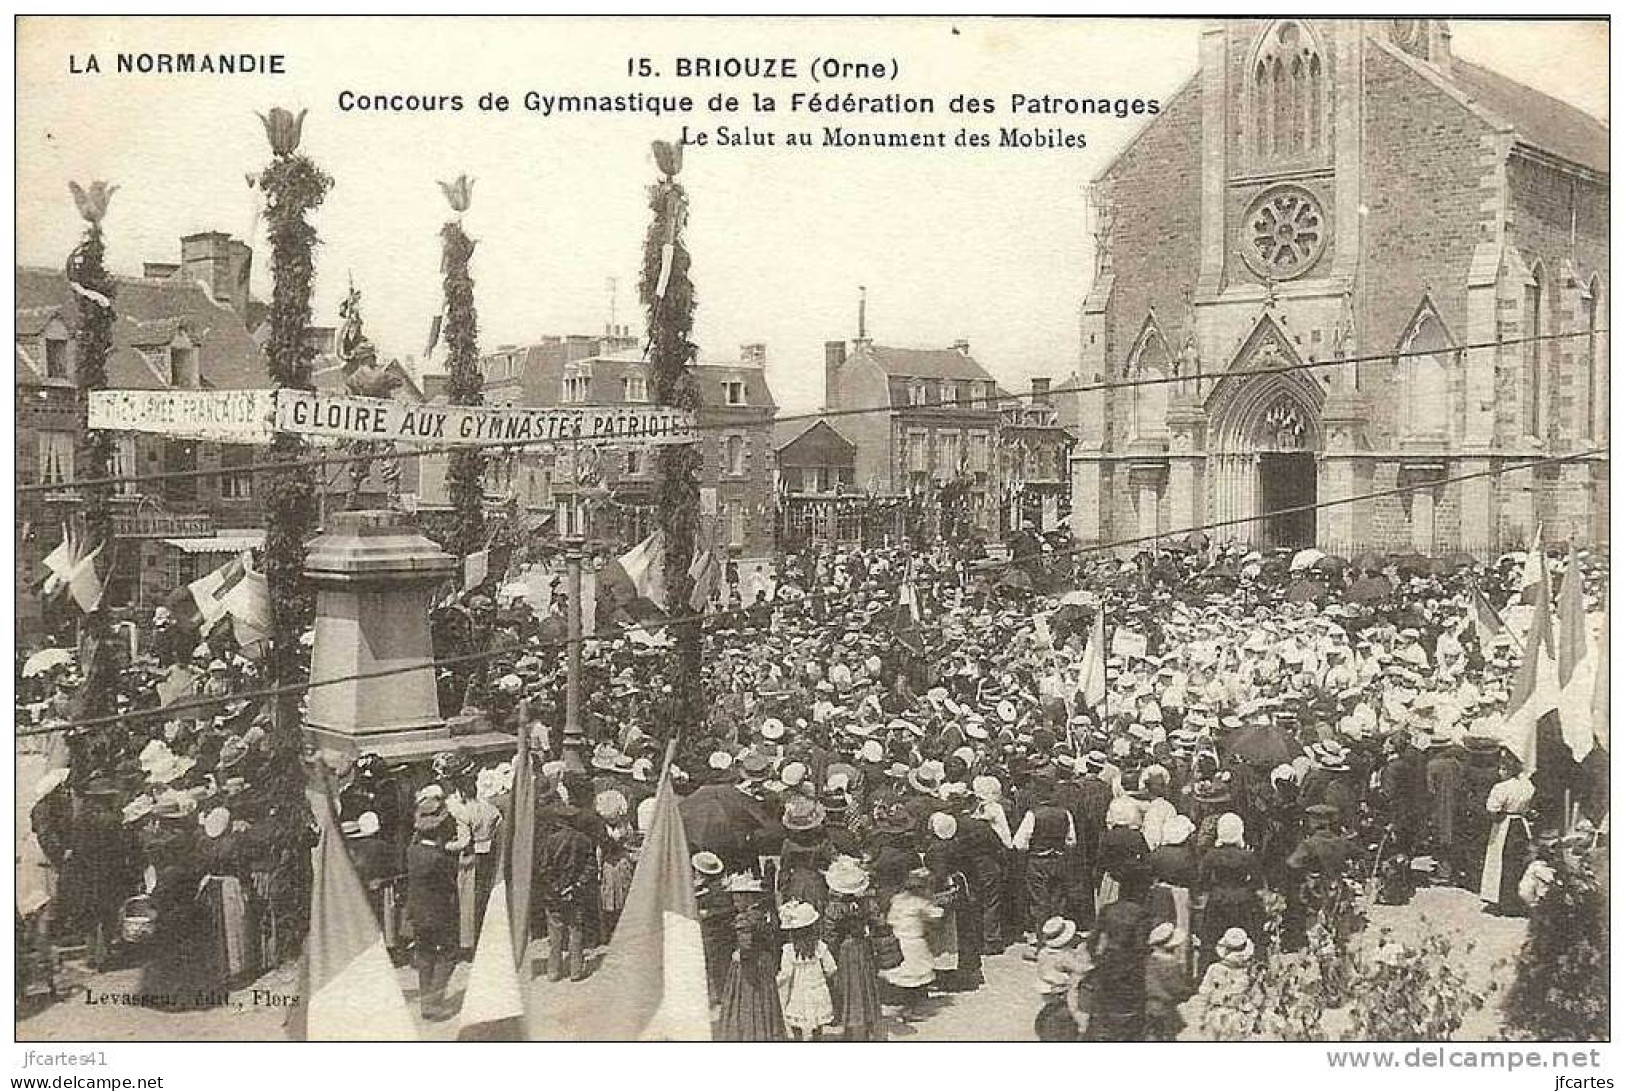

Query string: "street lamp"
[[556, 488, 587, 774]]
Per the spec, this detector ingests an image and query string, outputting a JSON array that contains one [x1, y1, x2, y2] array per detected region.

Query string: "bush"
[[1345, 926, 1490, 1040], [1502, 852, 1609, 1041]]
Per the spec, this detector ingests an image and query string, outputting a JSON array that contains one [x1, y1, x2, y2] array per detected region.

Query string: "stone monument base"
[[305, 721, 517, 765]]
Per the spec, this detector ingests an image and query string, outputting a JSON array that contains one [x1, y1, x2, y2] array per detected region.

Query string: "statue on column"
[[336, 281, 405, 508]]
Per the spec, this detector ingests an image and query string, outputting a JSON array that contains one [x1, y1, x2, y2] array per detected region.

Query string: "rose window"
[[1243, 185, 1327, 280]]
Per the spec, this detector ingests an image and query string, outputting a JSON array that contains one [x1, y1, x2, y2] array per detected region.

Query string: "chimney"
[[180, 231, 252, 318], [824, 340, 848, 410], [740, 342, 767, 368], [857, 286, 868, 341], [953, 339, 971, 356], [1031, 376, 1051, 404]]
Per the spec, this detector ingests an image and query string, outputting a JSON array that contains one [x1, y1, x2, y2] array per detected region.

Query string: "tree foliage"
[[66, 191, 117, 721], [641, 143, 703, 740], [258, 111, 332, 731], [1503, 852, 1609, 1041], [441, 212, 486, 557]]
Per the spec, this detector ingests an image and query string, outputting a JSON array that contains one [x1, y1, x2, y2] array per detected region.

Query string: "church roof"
[[1447, 58, 1608, 175]]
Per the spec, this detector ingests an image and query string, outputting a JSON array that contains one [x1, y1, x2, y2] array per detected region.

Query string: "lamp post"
[[557, 442, 605, 774], [558, 486, 586, 774]]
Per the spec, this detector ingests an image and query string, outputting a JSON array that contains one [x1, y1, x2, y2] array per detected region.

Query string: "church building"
[[1069, 19, 1607, 556]]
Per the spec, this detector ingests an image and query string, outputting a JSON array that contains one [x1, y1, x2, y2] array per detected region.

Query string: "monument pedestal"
[[302, 510, 514, 764]]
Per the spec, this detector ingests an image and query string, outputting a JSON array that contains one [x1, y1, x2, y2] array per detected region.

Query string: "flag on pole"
[[894, 575, 924, 656], [423, 312, 444, 360], [175, 552, 247, 632], [41, 528, 106, 615], [616, 531, 667, 611], [509, 700, 536, 973], [1470, 583, 1515, 651], [463, 549, 491, 592], [1555, 559, 1598, 763], [1591, 595, 1609, 752], [457, 861, 527, 1040], [1499, 547, 1560, 773], [1077, 611, 1107, 712], [220, 552, 272, 647], [286, 776, 417, 1041], [1518, 523, 1547, 604], [562, 757, 711, 1040], [688, 547, 720, 613]]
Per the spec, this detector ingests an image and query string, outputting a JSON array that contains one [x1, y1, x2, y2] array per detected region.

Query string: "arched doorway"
[[1206, 369, 1325, 549]]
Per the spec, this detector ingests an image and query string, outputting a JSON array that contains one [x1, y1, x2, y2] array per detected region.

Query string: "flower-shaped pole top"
[[258, 107, 307, 157], [651, 139, 683, 180], [68, 181, 117, 224], [439, 174, 475, 216]]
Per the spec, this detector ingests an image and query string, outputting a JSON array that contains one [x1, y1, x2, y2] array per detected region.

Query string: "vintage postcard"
[[11, 15, 1610, 1055]]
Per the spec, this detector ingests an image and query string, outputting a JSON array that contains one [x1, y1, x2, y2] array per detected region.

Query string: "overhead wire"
[[15, 327, 1604, 498], [17, 444, 1604, 739]]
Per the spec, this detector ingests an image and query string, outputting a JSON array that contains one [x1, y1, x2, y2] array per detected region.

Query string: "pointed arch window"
[[1397, 301, 1455, 442], [1250, 20, 1327, 162], [1128, 324, 1172, 442]]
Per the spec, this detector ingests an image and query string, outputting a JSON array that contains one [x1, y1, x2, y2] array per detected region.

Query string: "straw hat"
[[823, 856, 871, 897], [778, 899, 821, 931], [1148, 922, 1185, 949], [782, 795, 827, 832], [1217, 927, 1254, 960], [1040, 916, 1078, 949], [691, 851, 724, 876]]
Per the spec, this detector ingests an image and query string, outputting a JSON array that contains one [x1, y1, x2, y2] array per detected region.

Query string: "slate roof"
[[15, 266, 266, 391], [1450, 58, 1608, 175], [863, 344, 997, 383]]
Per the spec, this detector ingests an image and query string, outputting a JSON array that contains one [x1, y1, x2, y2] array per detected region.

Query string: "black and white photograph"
[[10, 14, 1612, 1057]]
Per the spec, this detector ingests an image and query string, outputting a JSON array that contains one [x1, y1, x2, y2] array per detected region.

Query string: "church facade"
[[1069, 19, 1608, 556]]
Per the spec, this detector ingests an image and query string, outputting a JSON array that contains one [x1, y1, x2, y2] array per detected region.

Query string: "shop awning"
[[161, 532, 265, 555]]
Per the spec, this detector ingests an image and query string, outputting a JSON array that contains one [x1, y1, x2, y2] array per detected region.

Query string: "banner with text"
[[88, 389, 276, 443], [274, 392, 698, 447]]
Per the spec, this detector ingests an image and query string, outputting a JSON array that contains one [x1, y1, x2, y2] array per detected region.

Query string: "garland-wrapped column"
[[439, 175, 485, 557], [257, 107, 332, 740], [641, 140, 703, 740], [67, 181, 118, 725]]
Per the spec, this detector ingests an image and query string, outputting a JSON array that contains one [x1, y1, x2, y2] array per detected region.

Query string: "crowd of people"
[[15, 533, 1609, 1039]]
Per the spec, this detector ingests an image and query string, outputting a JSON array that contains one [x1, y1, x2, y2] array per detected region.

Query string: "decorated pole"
[[257, 106, 332, 747], [641, 140, 703, 740], [439, 175, 485, 557], [66, 181, 118, 725]]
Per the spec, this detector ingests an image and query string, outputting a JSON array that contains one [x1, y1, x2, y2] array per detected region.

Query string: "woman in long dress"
[[822, 857, 886, 1040], [717, 874, 787, 1041], [1479, 764, 1537, 916]]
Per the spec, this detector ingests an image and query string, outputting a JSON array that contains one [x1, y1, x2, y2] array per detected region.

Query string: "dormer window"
[[909, 381, 928, 407], [44, 335, 71, 381], [940, 381, 959, 406], [722, 380, 747, 406], [169, 344, 198, 388], [623, 374, 649, 403], [562, 366, 591, 404]]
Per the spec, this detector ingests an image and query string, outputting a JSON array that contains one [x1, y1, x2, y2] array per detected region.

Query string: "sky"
[[15, 17, 1608, 414]]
